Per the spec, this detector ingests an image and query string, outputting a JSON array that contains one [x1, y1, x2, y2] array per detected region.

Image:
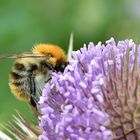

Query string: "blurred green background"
[[0, 0, 140, 124]]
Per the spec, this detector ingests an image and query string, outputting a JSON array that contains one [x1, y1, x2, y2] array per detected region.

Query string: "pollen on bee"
[[32, 44, 67, 63]]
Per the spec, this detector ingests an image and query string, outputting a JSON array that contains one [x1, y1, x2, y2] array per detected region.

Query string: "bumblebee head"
[[32, 44, 67, 67], [32, 44, 68, 72]]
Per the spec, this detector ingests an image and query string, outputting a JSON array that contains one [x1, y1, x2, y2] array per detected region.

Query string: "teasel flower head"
[[101, 39, 140, 139], [39, 38, 140, 140], [38, 39, 114, 140]]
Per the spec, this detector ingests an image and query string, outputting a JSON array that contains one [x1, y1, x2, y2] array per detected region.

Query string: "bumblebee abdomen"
[[9, 82, 30, 100], [9, 59, 50, 101], [9, 67, 30, 101]]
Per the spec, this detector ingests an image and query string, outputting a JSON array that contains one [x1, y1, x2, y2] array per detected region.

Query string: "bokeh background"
[[0, 0, 140, 124]]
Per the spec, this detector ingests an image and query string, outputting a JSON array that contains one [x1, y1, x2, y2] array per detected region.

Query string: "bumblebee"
[[0, 44, 68, 116]]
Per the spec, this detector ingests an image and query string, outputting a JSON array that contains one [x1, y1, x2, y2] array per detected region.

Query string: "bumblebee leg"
[[29, 74, 36, 96], [28, 73, 40, 116], [29, 97, 40, 117], [28, 74, 39, 103], [45, 77, 52, 83]]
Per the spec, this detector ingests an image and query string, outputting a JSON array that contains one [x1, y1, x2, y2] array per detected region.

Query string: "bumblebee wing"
[[0, 52, 45, 59], [0, 52, 30, 58]]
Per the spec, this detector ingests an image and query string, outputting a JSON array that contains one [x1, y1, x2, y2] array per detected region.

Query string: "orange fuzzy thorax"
[[32, 44, 67, 66]]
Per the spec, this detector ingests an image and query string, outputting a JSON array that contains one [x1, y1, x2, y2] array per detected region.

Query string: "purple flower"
[[39, 38, 140, 140]]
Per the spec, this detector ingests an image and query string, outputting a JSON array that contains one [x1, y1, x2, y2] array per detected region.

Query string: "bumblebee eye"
[[55, 62, 68, 72], [40, 60, 54, 71]]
